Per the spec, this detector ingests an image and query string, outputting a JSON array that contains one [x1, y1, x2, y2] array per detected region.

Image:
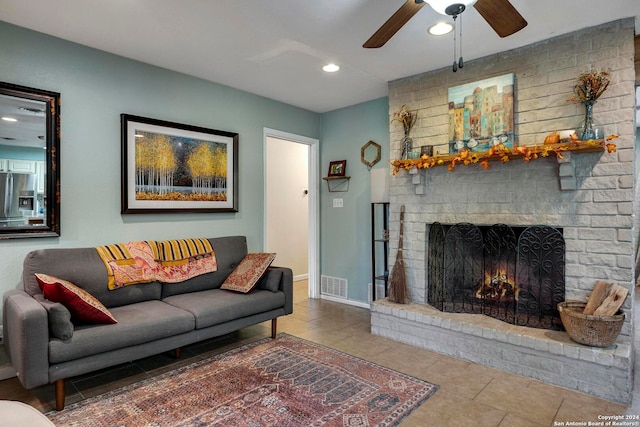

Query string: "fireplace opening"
[[427, 223, 565, 330]]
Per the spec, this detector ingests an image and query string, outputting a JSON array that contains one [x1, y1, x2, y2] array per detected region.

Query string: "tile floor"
[[0, 280, 634, 426]]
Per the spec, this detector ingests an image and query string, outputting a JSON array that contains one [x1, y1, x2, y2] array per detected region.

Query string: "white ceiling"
[[0, 94, 46, 148], [0, 0, 639, 113]]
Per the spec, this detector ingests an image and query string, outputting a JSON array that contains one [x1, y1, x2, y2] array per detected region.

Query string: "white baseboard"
[[293, 274, 308, 282], [320, 294, 371, 309]]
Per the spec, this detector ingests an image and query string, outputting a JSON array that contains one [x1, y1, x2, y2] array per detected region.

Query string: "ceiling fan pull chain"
[[458, 13, 464, 69], [452, 15, 458, 72]]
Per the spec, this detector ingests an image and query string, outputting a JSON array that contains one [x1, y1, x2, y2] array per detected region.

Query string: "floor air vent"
[[321, 275, 347, 299]]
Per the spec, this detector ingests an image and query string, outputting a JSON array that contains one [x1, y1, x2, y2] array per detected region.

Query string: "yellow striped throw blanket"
[[96, 238, 217, 290]]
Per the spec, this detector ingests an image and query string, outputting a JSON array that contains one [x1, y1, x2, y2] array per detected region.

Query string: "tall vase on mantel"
[[401, 134, 413, 160], [568, 68, 610, 141], [391, 105, 417, 160], [578, 100, 601, 141]]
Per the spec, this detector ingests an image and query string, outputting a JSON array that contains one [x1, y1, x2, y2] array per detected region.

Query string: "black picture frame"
[[121, 114, 238, 214], [0, 81, 60, 238]]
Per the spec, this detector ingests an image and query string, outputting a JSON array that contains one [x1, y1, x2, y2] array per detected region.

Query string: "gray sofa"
[[2, 236, 293, 410]]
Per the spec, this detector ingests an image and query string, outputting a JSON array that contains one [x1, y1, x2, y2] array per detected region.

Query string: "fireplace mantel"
[[398, 137, 617, 192], [392, 138, 616, 171]]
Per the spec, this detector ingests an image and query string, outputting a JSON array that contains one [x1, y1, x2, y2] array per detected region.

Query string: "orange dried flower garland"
[[390, 134, 618, 176]]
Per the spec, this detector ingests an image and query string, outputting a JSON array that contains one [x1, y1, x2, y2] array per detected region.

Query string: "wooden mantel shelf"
[[391, 137, 617, 175]]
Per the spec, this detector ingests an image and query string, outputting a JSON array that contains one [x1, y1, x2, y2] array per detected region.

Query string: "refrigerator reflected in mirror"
[[0, 172, 36, 226]]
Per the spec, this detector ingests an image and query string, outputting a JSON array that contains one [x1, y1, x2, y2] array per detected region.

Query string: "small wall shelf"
[[323, 176, 351, 192]]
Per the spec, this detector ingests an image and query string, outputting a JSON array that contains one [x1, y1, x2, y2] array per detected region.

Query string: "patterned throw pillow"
[[35, 273, 117, 324], [221, 253, 276, 293]]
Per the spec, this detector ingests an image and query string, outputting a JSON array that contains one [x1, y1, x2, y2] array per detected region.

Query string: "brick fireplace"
[[370, 19, 637, 404]]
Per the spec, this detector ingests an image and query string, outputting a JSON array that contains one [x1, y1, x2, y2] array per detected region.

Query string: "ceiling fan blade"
[[363, 0, 426, 48], [473, 0, 527, 38]]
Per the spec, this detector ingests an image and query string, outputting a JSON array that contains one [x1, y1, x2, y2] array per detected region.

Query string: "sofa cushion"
[[33, 294, 74, 340], [23, 248, 162, 308], [161, 236, 248, 298], [162, 288, 285, 329], [48, 300, 195, 364], [220, 253, 276, 293], [35, 274, 117, 325]]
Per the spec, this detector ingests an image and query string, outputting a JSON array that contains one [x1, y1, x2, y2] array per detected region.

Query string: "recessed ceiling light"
[[322, 63, 340, 73], [428, 22, 454, 36], [1, 117, 17, 122]]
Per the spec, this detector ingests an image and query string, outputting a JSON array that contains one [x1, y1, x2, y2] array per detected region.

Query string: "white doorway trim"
[[263, 128, 319, 299]]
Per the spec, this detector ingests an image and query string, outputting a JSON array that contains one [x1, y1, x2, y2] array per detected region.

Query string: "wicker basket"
[[557, 301, 624, 347]]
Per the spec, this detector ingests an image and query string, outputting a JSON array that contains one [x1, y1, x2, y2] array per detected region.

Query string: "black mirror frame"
[[0, 82, 60, 239]]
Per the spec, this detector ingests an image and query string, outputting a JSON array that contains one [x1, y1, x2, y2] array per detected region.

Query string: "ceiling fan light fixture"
[[322, 63, 340, 73], [426, 0, 477, 16], [428, 21, 454, 36]]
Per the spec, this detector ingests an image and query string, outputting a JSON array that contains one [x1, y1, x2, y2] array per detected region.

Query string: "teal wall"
[[0, 21, 320, 304], [320, 98, 390, 304], [0, 20, 388, 319]]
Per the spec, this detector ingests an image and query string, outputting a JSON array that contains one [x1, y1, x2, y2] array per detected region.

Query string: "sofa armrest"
[[271, 267, 293, 315], [2, 289, 50, 389]]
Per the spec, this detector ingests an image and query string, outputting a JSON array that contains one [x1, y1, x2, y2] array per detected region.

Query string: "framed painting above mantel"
[[448, 73, 515, 154], [121, 114, 238, 214]]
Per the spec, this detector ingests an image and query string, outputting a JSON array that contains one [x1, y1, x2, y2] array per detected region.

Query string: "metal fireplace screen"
[[427, 223, 565, 330]]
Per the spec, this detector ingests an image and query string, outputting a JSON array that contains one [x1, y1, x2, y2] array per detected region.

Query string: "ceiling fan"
[[363, 0, 527, 49]]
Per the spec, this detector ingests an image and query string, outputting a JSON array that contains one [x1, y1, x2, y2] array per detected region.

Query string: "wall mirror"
[[361, 140, 381, 170], [0, 82, 60, 238]]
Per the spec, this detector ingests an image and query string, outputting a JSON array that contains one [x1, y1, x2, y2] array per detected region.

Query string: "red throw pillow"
[[221, 253, 276, 293], [35, 273, 117, 324]]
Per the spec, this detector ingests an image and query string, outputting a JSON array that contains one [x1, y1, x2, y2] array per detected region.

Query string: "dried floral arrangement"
[[390, 134, 618, 175], [391, 105, 417, 135], [568, 68, 611, 104]]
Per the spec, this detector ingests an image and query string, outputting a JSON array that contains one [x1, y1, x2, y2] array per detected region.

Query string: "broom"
[[388, 205, 409, 304]]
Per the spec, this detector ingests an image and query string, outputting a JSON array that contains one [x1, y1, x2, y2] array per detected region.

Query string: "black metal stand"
[[371, 202, 390, 301]]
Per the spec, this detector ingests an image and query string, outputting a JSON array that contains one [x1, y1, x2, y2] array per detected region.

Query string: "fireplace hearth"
[[427, 223, 565, 330]]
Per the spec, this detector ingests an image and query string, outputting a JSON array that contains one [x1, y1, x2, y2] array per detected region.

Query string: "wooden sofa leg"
[[173, 347, 181, 359], [271, 318, 277, 339], [55, 379, 65, 411]]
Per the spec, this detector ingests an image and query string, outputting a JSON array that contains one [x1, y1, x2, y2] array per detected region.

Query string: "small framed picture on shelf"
[[328, 160, 347, 177], [420, 145, 434, 157]]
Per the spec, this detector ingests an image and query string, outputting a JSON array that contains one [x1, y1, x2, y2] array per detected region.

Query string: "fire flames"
[[476, 272, 516, 302]]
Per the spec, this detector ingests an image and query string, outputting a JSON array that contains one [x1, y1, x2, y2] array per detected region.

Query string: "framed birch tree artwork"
[[121, 114, 238, 214]]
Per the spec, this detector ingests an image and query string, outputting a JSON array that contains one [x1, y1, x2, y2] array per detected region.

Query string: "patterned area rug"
[[46, 334, 438, 426]]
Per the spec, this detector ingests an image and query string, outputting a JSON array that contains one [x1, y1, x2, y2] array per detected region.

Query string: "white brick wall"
[[387, 17, 636, 320], [377, 19, 637, 404]]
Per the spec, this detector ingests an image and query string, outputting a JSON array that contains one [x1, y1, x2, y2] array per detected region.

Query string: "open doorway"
[[264, 128, 319, 298]]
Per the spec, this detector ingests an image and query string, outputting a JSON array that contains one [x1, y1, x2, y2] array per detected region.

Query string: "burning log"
[[476, 272, 516, 302]]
